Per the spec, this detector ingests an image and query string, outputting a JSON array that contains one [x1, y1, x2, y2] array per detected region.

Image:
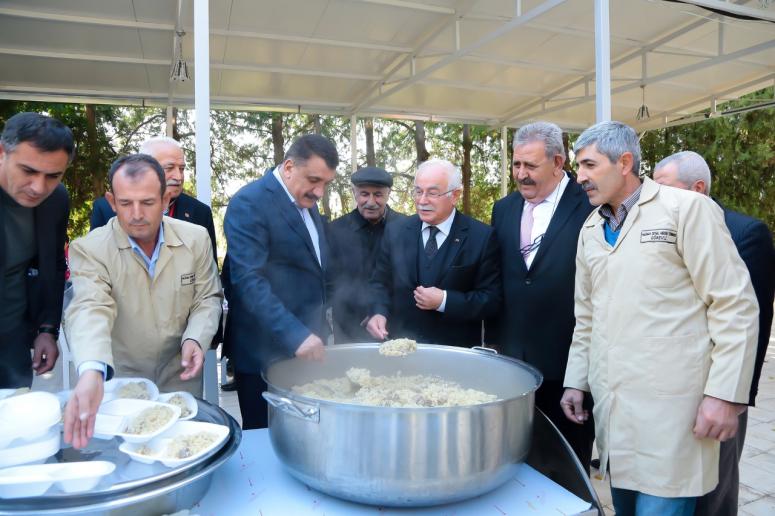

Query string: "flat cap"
[[351, 166, 393, 188]]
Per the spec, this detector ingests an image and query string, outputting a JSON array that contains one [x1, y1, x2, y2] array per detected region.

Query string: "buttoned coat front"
[[564, 177, 758, 498], [66, 217, 222, 394]]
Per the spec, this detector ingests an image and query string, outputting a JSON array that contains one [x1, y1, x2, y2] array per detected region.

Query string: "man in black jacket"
[[0, 112, 73, 388], [655, 151, 775, 516], [366, 159, 501, 347], [488, 121, 595, 468], [328, 166, 407, 343]]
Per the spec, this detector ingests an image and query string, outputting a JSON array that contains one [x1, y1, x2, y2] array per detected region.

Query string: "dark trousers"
[[235, 371, 269, 430], [0, 322, 33, 389], [536, 380, 596, 471], [694, 411, 748, 516]]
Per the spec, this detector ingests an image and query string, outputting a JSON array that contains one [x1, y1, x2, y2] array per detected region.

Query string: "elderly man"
[[64, 154, 222, 448], [0, 112, 73, 388], [366, 158, 500, 346], [488, 121, 595, 468], [328, 166, 407, 343], [222, 134, 338, 429], [561, 121, 758, 515], [654, 151, 774, 516]]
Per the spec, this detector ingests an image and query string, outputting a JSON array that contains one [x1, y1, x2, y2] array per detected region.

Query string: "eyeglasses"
[[412, 188, 456, 200]]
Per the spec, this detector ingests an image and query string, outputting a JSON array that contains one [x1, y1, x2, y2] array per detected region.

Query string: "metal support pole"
[[594, 0, 611, 122], [194, 0, 211, 207], [500, 126, 509, 198], [350, 115, 358, 172], [165, 105, 174, 137]]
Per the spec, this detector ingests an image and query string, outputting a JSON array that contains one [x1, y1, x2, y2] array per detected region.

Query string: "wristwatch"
[[37, 326, 60, 339]]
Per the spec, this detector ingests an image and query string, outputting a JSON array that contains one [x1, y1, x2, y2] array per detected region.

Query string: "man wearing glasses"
[[366, 158, 501, 347], [487, 121, 595, 470]]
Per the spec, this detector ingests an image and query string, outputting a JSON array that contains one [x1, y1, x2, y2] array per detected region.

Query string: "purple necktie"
[[520, 201, 536, 263]]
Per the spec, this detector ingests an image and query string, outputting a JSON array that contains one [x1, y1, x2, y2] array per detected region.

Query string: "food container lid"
[[0, 392, 61, 448]]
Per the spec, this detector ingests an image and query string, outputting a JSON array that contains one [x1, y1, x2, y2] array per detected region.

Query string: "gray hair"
[[416, 158, 462, 191], [513, 121, 566, 162], [574, 121, 641, 176], [655, 151, 711, 195], [139, 136, 182, 154]]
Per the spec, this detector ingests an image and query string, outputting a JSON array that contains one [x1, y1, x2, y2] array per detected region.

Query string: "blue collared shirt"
[[127, 222, 165, 277]]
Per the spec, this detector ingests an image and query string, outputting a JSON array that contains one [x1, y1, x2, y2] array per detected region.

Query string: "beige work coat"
[[66, 217, 223, 394], [564, 177, 758, 497]]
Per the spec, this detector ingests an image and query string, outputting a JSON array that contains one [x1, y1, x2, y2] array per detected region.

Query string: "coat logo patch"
[[181, 272, 196, 285], [640, 229, 677, 244]]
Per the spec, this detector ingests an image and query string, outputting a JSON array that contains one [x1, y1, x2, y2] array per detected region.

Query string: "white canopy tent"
[[1, 0, 773, 203]]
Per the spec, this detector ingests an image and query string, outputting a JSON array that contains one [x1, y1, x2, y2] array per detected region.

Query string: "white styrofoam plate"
[[103, 377, 159, 403], [95, 399, 180, 444], [157, 391, 198, 421], [0, 392, 62, 448], [0, 428, 60, 469], [0, 461, 116, 498], [119, 421, 230, 468]]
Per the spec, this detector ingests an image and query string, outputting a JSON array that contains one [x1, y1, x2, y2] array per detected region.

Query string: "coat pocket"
[[643, 334, 710, 396]]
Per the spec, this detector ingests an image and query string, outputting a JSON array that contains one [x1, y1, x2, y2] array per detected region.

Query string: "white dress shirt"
[[273, 166, 322, 265], [421, 208, 456, 312], [523, 174, 569, 268]]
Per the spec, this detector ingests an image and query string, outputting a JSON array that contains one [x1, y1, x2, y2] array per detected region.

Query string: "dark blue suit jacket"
[[0, 184, 69, 338], [369, 211, 501, 347], [721, 205, 775, 405], [90, 192, 218, 262], [487, 175, 594, 382], [222, 171, 329, 373]]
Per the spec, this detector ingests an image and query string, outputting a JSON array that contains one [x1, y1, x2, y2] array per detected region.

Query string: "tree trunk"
[[171, 107, 180, 141], [562, 131, 570, 166], [365, 117, 375, 167], [271, 113, 284, 165], [85, 104, 100, 196], [414, 121, 430, 164], [310, 114, 322, 135], [462, 124, 472, 214]]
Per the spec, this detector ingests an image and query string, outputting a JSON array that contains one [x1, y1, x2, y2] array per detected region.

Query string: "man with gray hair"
[[561, 121, 758, 515], [655, 150, 774, 516], [366, 158, 501, 347], [488, 121, 595, 469]]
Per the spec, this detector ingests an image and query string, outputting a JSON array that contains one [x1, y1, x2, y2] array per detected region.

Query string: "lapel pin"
[[184, 212, 190, 218], [454, 238, 460, 242]]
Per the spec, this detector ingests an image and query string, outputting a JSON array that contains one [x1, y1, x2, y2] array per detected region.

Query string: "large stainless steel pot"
[[262, 344, 542, 507]]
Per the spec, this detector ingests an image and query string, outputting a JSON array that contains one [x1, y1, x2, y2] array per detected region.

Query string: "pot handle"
[[471, 346, 498, 355], [262, 392, 320, 423]]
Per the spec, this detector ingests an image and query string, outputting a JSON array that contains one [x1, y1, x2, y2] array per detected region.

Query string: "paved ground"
[[36, 313, 774, 515]]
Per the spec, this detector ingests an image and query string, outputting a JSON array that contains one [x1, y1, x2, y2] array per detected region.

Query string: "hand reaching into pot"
[[296, 333, 326, 361]]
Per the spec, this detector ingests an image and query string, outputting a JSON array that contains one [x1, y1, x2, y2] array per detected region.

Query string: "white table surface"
[[194, 429, 592, 515]]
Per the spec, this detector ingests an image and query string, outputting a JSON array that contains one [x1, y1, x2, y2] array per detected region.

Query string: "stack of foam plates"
[[0, 392, 62, 468], [0, 461, 116, 498]]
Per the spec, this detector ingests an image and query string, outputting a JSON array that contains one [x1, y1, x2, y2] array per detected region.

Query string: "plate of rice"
[[119, 421, 230, 467], [156, 392, 198, 420], [103, 377, 160, 403], [95, 399, 181, 444]]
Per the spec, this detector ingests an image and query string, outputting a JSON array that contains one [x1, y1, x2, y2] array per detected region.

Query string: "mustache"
[[418, 205, 434, 212], [362, 203, 380, 210], [304, 193, 321, 202], [129, 219, 150, 226], [166, 180, 182, 187], [518, 178, 536, 186], [581, 181, 596, 192]]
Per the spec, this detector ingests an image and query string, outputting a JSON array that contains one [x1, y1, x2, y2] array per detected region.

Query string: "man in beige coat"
[[561, 121, 758, 515], [63, 154, 222, 448]]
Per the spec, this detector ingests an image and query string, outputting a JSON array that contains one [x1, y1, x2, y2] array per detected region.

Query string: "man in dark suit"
[[654, 151, 775, 516], [488, 121, 595, 469], [0, 112, 73, 388], [366, 158, 500, 347], [222, 134, 338, 429], [89, 137, 218, 261], [328, 166, 407, 343]]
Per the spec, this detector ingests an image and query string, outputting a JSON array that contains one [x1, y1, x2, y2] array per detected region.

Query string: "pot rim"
[[262, 343, 543, 412]]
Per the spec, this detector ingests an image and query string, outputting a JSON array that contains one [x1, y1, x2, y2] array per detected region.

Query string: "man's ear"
[[619, 152, 634, 176], [692, 180, 706, 194], [451, 188, 463, 203], [105, 191, 116, 212], [553, 154, 565, 175]]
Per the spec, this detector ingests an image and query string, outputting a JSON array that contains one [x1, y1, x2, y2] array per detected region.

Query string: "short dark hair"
[[1, 112, 75, 162], [284, 134, 339, 170], [108, 154, 166, 197]]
